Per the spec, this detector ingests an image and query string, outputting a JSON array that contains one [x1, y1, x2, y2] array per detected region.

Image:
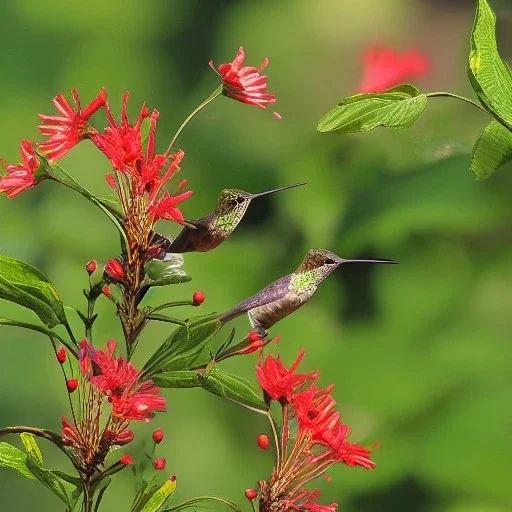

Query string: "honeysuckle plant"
[[318, 0, 512, 181], [0, 47, 376, 512]]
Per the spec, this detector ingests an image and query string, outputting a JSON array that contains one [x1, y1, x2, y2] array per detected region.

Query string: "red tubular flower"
[[79, 340, 166, 422], [38, 88, 106, 160], [0, 140, 42, 198], [256, 349, 318, 403], [357, 46, 430, 94], [105, 258, 125, 281], [149, 190, 193, 224], [210, 46, 280, 117]]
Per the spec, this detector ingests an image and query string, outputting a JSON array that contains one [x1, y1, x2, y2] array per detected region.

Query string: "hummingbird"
[[218, 249, 396, 334], [162, 183, 305, 253]]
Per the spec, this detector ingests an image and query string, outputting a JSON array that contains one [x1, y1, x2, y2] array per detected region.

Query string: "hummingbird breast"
[[249, 290, 309, 330]]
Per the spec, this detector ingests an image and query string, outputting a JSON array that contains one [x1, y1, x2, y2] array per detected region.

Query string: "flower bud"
[[257, 434, 269, 450], [170, 475, 176, 482], [115, 429, 135, 446], [248, 331, 261, 343], [245, 489, 258, 501], [120, 454, 133, 465], [193, 290, 205, 306], [153, 457, 166, 470], [85, 260, 97, 274], [178, 179, 188, 188], [105, 258, 125, 281], [66, 378, 79, 393], [152, 428, 164, 444], [102, 285, 112, 298], [56, 347, 67, 364], [106, 174, 117, 191]]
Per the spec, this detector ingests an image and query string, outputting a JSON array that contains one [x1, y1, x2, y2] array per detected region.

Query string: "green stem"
[[64, 321, 79, 347], [426, 92, 489, 113], [166, 85, 223, 153], [85, 295, 97, 341], [166, 496, 241, 512], [147, 313, 187, 326], [0, 317, 78, 358], [151, 301, 195, 314]]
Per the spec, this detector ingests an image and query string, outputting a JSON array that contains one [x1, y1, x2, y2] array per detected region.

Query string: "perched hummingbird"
[[164, 183, 305, 253], [219, 249, 396, 334]]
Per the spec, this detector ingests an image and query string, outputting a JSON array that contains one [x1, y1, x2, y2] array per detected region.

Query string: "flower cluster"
[[60, 340, 165, 470], [357, 46, 430, 94], [255, 349, 374, 512]]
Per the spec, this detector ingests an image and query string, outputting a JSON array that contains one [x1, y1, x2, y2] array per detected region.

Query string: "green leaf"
[[153, 370, 202, 388], [20, 433, 43, 464], [469, 0, 512, 128], [471, 120, 512, 179], [0, 442, 35, 479], [144, 258, 191, 287], [26, 452, 77, 507], [317, 85, 427, 133], [144, 315, 221, 375], [0, 255, 67, 328], [199, 367, 268, 413], [140, 477, 177, 512]]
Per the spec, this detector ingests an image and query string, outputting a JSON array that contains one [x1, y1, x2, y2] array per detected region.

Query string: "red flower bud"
[[105, 259, 125, 281], [66, 378, 79, 393], [248, 331, 261, 342], [120, 454, 133, 465], [85, 260, 97, 274], [245, 489, 258, 501], [153, 457, 166, 470], [193, 291, 205, 306], [178, 179, 188, 188], [152, 428, 164, 444], [105, 174, 117, 191], [56, 347, 67, 364], [102, 285, 112, 298], [170, 475, 176, 482], [257, 434, 269, 450], [237, 339, 265, 356], [115, 429, 134, 446]]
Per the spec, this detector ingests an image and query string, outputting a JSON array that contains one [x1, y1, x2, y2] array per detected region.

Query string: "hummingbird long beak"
[[340, 258, 398, 264], [249, 182, 306, 200]]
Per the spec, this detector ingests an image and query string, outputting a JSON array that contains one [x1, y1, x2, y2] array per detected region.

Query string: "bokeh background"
[[1, 0, 511, 511]]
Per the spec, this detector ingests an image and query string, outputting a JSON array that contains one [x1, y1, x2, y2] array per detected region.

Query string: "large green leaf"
[[317, 85, 427, 133], [0, 442, 35, 479], [199, 367, 268, 413], [139, 478, 177, 512], [144, 315, 221, 375], [471, 120, 512, 179], [144, 258, 191, 287], [153, 370, 202, 388], [0, 255, 67, 328], [468, 0, 512, 128]]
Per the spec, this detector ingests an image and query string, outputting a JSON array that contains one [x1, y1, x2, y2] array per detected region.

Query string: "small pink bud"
[[106, 174, 117, 191], [66, 378, 79, 393], [105, 259, 125, 281], [257, 434, 269, 450], [245, 489, 258, 500], [120, 454, 133, 465], [273, 112, 282, 120], [85, 260, 97, 274], [152, 428, 164, 444], [178, 179, 188, 188], [193, 291, 205, 306], [153, 457, 166, 470], [115, 430, 134, 446], [323, 473, 332, 482], [102, 285, 112, 298], [56, 347, 67, 364], [106, 339, 117, 354]]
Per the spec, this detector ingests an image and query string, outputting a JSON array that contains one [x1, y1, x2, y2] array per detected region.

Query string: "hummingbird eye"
[[236, 196, 245, 204], [325, 258, 336, 265]]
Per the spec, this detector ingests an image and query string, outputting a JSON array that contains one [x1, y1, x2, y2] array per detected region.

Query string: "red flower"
[[303, 501, 338, 512], [0, 140, 41, 198], [89, 92, 151, 174], [149, 191, 193, 224], [293, 384, 337, 437], [210, 47, 280, 116], [256, 349, 318, 403], [38, 88, 106, 160], [357, 46, 429, 94], [79, 339, 166, 421], [105, 258, 125, 281]]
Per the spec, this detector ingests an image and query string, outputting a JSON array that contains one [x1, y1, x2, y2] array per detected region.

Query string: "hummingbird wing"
[[167, 217, 208, 253], [218, 274, 293, 324], [150, 232, 175, 253]]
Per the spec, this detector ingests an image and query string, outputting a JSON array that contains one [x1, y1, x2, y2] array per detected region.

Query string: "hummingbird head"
[[297, 249, 397, 283]]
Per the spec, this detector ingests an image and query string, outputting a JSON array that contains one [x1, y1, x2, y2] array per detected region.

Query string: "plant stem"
[[0, 318, 78, 358], [151, 300, 195, 314], [166, 496, 241, 512], [266, 411, 281, 472], [426, 91, 489, 113], [147, 313, 188, 326], [166, 85, 223, 154]]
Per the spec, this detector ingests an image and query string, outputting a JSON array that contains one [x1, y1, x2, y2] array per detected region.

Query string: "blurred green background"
[[1, 0, 512, 511]]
